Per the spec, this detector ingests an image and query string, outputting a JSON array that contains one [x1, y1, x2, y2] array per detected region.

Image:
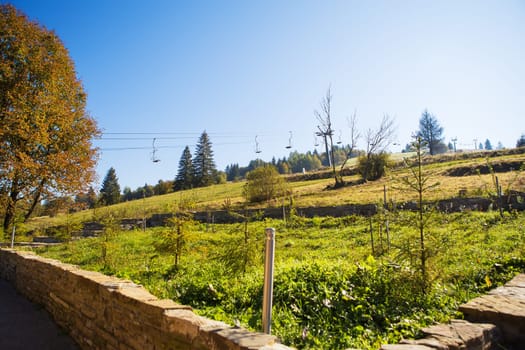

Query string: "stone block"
[[459, 273, 525, 349], [421, 319, 499, 350], [380, 345, 434, 350], [161, 309, 206, 344], [198, 326, 280, 350]]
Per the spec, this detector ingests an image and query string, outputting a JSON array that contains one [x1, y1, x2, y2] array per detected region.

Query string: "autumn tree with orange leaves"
[[0, 5, 99, 232]]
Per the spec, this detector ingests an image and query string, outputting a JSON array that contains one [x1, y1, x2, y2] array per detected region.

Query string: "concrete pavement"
[[0, 279, 79, 350]]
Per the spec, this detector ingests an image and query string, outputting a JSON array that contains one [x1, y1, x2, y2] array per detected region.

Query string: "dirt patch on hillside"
[[445, 161, 524, 177]]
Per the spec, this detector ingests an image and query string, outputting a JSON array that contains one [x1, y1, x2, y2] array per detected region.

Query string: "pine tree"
[[174, 146, 194, 190], [517, 134, 525, 148], [74, 186, 97, 210], [86, 186, 97, 208], [225, 163, 240, 181], [484, 139, 493, 150], [193, 131, 217, 187], [100, 167, 121, 205], [417, 110, 444, 155]]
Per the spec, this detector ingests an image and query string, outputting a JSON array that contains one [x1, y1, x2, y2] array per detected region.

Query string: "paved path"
[[0, 279, 79, 350]]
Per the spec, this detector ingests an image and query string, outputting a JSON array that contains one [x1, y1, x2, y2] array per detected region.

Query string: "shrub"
[[243, 165, 288, 202], [357, 152, 391, 181]]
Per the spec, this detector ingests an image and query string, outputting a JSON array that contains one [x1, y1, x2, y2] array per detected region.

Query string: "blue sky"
[[6, 0, 525, 190]]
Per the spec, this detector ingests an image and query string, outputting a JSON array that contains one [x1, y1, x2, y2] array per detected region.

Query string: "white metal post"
[[262, 227, 275, 334], [11, 225, 16, 249]]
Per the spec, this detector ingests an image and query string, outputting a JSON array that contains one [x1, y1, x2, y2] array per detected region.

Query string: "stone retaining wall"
[[0, 249, 290, 350], [381, 273, 525, 350]]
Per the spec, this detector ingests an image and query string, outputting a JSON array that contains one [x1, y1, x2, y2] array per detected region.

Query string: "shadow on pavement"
[[0, 279, 79, 350]]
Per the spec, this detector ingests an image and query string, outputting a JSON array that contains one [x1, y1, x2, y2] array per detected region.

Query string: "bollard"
[[11, 225, 16, 249], [262, 227, 275, 334]]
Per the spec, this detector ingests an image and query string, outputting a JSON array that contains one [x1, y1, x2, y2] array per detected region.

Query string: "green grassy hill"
[[17, 148, 525, 349], [26, 148, 525, 233]]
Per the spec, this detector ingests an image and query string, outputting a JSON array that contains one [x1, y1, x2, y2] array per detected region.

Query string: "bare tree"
[[361, 114, 396, 181], [314, 87, 340, 186], [339, 111, 360, 175]]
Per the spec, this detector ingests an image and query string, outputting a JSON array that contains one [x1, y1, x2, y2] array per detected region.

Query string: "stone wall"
[[0, 249, 290, 350], [381, 273, 525, 349]]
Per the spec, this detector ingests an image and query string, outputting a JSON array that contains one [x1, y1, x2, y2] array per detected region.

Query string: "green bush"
[[357, 152, 391, 181], [243, 165, 288, 202]]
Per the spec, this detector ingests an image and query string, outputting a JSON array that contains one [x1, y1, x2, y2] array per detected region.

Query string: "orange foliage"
[[0, 5, 100, 230]]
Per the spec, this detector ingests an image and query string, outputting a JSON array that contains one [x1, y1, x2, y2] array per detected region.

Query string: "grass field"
[[12, 149, 525, 349], [32, 210, 525, 349], [22, 150, 525, 233]]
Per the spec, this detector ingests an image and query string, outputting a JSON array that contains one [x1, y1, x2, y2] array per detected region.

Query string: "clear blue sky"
[[6, 0, 525, 190]]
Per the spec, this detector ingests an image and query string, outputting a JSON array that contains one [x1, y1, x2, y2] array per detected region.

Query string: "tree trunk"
[[24, 179, 46, 221], [3, 190, 19, 232]]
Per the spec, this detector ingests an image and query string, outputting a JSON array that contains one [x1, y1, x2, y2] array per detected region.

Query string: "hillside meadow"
[[13, 149, 525, 349], [32, 211, 525, 349], [24, 149, 525, 232]]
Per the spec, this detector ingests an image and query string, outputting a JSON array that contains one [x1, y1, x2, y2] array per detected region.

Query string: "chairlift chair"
[[151, 138, 160, 163], [314, 134, 320, 147], [285, 131, 293, 149]]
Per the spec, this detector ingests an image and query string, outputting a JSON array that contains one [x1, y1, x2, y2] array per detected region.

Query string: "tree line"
[[94, 131, 224, 206], [87, 103, 523, 210]]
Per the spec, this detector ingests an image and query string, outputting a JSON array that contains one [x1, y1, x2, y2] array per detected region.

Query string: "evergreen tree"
[[174, 146, 194, 190], [225, 163, 240, 181], [193, 131, 217, 187], [417, 110, 444, 155], [74, 186, 97, 210], [142, 183, 154, 197], [100, 167, 121, 205], [484, 139, 493, 150], [86, 186, 97, 208], [517, 134, 525, 148], [122, 187, 133, 202]]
